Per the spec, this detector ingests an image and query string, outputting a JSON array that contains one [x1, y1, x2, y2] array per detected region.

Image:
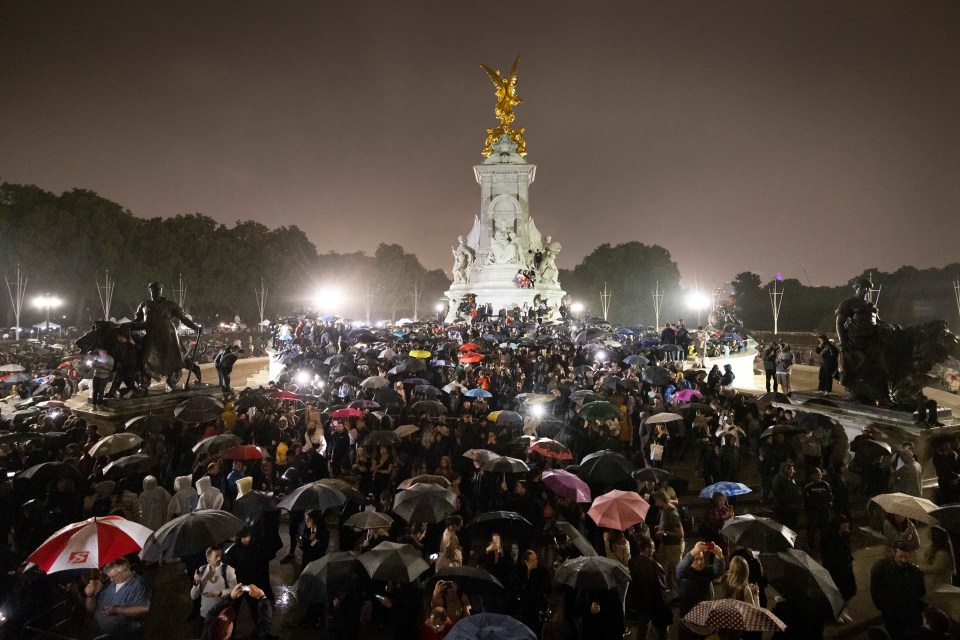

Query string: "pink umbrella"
[[674, 389, 703, 403], [542, 469, 591, 503], [587, 490, 650, 531], [330, 408, 364, 419]]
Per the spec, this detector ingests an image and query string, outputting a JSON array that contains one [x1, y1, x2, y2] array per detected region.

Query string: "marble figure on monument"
[[451, 235, 476, 284]]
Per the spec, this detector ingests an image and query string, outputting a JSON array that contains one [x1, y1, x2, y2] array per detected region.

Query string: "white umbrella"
[[871, 492, 939, 524], [0, 364, 25, 372]]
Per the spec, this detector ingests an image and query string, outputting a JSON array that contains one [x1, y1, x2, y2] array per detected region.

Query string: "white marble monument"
[[443, 134, 567, 323]]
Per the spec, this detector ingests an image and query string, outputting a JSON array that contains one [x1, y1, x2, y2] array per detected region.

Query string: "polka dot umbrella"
[[683, 599, 786, 632]]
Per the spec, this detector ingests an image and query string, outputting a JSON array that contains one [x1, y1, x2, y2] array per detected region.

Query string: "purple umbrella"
[[542, 469, 592, 503]]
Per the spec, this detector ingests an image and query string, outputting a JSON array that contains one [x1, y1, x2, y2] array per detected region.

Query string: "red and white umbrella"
[[28, 516, 153, 573]]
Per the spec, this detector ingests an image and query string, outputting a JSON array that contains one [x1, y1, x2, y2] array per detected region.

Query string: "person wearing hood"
[[168, 475, 198, 521], [720, 364, 735, 389], [138, 475, 170, 532], [196, 475, 224, 510], [892, 449, 922, 497]]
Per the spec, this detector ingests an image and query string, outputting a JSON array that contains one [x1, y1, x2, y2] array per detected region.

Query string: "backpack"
[[214, 350, 224, 369]]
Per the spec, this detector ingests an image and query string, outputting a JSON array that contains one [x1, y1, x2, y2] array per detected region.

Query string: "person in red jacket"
[[421, 607, 453, 640]]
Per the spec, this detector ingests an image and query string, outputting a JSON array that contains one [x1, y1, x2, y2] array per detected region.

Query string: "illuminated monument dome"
[[444, 55, 566, 323]]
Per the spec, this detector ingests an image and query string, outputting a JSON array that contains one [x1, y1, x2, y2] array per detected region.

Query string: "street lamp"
[[33, 293, 62, 338], [315, 287, 343, 316], [686, 291, 710, 326], [570, 302, 585, 321]]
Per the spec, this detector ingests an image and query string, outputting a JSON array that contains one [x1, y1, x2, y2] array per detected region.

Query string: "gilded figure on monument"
[[480, 54, 527, 157]]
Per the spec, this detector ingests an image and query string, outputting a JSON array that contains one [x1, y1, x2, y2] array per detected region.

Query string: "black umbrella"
[[231, 490, 278, 529], [102, 453, 153, 478], [431, 566, 504, 596], [296, 551, 365, 604], [123, 414, 165, 434], [579, 449, 633, 485], [482, 456, 530, 474], [140, 509, 245, 562], [392, 483, 457, 523], [15, 461, 82, 483], [410, 400, 447, 416], [851, 438, 893, 458], [760, 548, 846, 618], [756, 392, 791, 409], [413, 385, 442, 397], [388, 357, 426, 375], [932, 505, 960, 531], [632, 468, 675, 484], [277, 481, 347, 512], [796, 412, 837, 432], [360, 541, 430, 583], [465, 511, 533, 536], [447, 613, 537, 640], [375, 388, 404, 405], [722, 515, 797, 552], [554, 556, 631, 591], [759, 424, 806, 440], [362, 430, 400, 448], [192, 433, 242, 455], [174, 396, 224, 423], [234, 393, 272, 413], [641, 366, 672, 387], [543, 520, 598, 557]]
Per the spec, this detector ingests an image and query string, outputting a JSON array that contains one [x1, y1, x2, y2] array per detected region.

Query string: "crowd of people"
[[0, 315, 958, 640]]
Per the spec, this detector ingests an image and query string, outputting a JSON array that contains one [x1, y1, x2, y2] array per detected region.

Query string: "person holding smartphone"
[[676, 541, 726, 638], [190, 546, 238, 619]]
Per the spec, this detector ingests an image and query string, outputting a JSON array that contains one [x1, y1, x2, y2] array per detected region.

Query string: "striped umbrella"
[[29, 516, 152, 573]]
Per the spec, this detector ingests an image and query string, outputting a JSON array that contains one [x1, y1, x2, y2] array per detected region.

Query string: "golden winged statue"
[[480, 54, 526, 157]]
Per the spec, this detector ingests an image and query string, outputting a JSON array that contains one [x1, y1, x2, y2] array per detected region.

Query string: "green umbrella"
[[578, 401, 622, 421]]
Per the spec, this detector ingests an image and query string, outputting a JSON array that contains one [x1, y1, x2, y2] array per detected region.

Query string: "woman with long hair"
[[299, 509, 328, 568], [720, 555, 759, 606], [370, 445, 394, 497], [433, 455, 461, 495], [918, 525, 957, 591]]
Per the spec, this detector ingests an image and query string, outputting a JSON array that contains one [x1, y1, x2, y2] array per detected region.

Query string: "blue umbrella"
[[622, 355, 649, 366], [430, 359, 456, 367], [699, 482, 752, 498], [465, 388, 493, 398], [447, 613, 536, 640]]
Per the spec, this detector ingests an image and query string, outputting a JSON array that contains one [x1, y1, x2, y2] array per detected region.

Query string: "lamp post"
[[34, 293, 62, 338]]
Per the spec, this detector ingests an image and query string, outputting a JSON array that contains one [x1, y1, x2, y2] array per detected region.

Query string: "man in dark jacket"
[[627, 534, 672, 640], [815, 334, 839, 395], [215, 344, 240, 393], [870, 541, 926, 640], [771, 461, 802, 529], [803, 467, 833, 551]]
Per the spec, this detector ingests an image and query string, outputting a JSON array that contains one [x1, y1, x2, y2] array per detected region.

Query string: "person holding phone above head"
[[430, 580, 471, 625], [676, 541, 726, 640], [190, 546, 238, 619]]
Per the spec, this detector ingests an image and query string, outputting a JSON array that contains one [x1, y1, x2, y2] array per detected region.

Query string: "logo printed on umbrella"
[[68, 551, 89, 563]]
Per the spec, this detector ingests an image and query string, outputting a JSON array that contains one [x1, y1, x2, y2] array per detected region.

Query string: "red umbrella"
[[541, 469, 591, 503], [528, 438, 573, 461], [270, 390, 300, 401], [222, 445, 270, 461], [57, 360, 77, 370], [28, 516, 153, 573], [460, 353, 484, 364], [330, 408, 364, 419], [587, 490, 650, 531], [458, 343, 481, 352]]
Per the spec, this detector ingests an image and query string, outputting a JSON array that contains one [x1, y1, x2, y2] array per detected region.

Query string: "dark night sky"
[[2, 1, 959, 288]]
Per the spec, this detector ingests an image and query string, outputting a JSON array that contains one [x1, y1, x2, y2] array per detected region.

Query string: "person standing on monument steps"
[[215, 344, 240, 393]]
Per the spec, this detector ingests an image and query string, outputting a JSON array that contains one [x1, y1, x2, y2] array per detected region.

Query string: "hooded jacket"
[[167, 475, 198, 520], [138, 475, 171, 531], [196, 475, 225, 510]]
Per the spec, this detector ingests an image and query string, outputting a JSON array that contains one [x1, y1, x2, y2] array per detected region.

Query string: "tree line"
[[2, 181, 957, 333]]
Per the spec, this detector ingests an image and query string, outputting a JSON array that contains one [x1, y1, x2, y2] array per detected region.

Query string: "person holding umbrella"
[[84, 557, 152, 639]]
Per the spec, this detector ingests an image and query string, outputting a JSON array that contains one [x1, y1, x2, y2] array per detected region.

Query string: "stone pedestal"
[[444, 136, 565, 322]]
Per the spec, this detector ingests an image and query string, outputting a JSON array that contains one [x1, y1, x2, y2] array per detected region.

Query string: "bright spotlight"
[[295, 371, 311, 385], [570, 302, 584, 313], [686, 291, 710, 310], [316, 287, 343, 311], [531, 404, 545, 417], [596, 351, 608, 362], [33, 294, 62, 310], [435, 303, 445, 312]]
